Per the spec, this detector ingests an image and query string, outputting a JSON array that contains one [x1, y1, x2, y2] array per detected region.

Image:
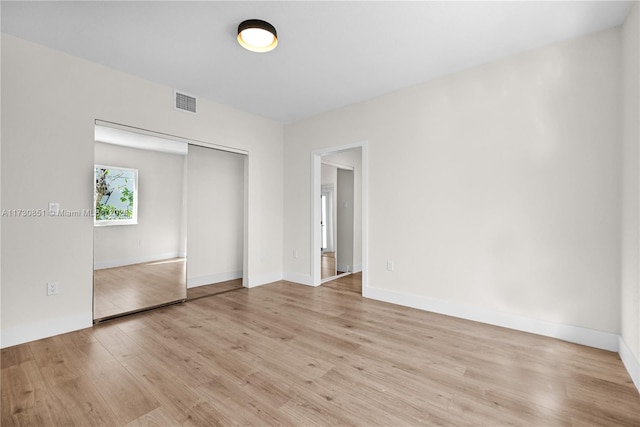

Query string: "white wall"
[[321, 163, 338, 253], [187, 145, 244, 287], [621, 3, 640, 390], [94, 142, 186, 268], [284, 29, 622, 348], [1, 34, 284, 347], [321, 163, 337, 187], [336, 168, 354, 272], [0, 33, 3, 346]]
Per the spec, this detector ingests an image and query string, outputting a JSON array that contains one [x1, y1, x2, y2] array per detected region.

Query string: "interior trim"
[[363, 285, 619, 352], [619, 336, 640, 392], [95, 119, 249, 156]]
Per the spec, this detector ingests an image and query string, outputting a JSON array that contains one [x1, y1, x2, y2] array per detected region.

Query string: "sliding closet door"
[[187, 145, 245, 289], [93, 126, 187, 321]]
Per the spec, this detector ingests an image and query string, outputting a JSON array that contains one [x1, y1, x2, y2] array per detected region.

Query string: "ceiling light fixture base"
[[237, 19, 278, 53]]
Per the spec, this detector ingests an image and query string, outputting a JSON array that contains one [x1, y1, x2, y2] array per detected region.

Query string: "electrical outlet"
[[293, 250, 299, 259], [47, 282, 59, 296], [386, 260, 394, 271]]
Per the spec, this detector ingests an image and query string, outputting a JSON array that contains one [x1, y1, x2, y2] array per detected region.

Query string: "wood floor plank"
[[0, 345, 34, 369], [278, 393, 346, 426], [47, 374, 121, 426], [92, 322, 147, 362], [123, 323, 243, 387], [564, 374, 640, 426], [314, 366, 451, 426], [182, 398, 248, 427], [29, 339, 83, 388], [195, 374, 298, 427], [124, 406, 183, 427], [121, 353, 203, 424], [58, 327, 99, 348], [1, 361, 56, 426], [84, 359, 160, 425], [2, 274, 639, 426], [67, 341, 119, 374]]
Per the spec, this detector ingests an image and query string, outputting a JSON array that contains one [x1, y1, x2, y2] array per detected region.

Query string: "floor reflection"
[[93, 257, 186, 321]]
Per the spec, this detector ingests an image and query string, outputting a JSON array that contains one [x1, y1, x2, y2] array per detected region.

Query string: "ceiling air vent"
[[174, 91, 197, 114]]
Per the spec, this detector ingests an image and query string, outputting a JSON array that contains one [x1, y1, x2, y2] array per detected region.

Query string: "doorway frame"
[[311, 141, 368, 292], [320, 183, 335, 254]]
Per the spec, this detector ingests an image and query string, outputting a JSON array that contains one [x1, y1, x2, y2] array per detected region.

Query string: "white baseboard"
[[94, 252, 182, 270], [363, 286, 619, 352], [282, 272, 315, 286], [619, 336, 640, 393], [337, 263, 349, 273], [246, 271, 283, 288], [1, 312, 92, 349], [187, 271, 242, 288], [336, 263, 363, 274]]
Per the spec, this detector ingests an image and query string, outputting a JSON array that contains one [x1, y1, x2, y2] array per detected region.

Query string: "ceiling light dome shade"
[[238, 19, 278, 53]]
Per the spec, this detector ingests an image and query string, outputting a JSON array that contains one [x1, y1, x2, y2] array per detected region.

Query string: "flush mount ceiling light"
[[237, 19, 278, 53]]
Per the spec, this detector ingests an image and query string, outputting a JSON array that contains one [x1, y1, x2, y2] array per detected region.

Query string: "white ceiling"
[[1, 1, 633, 123]]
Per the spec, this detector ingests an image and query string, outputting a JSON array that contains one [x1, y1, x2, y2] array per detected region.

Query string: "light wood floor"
[[3, 274, 639, 426], [321, 251, 337, 279], [187, 278, 243, 301], [93, 258, 186, 321], [321, 252, 348, 280], [322, 271, 362, 295]]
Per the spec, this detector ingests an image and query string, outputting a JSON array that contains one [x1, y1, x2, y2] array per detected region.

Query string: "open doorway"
[[311, 143, 367, 293], [320, 162, 355, 281], [320, 182, 337, 279]]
